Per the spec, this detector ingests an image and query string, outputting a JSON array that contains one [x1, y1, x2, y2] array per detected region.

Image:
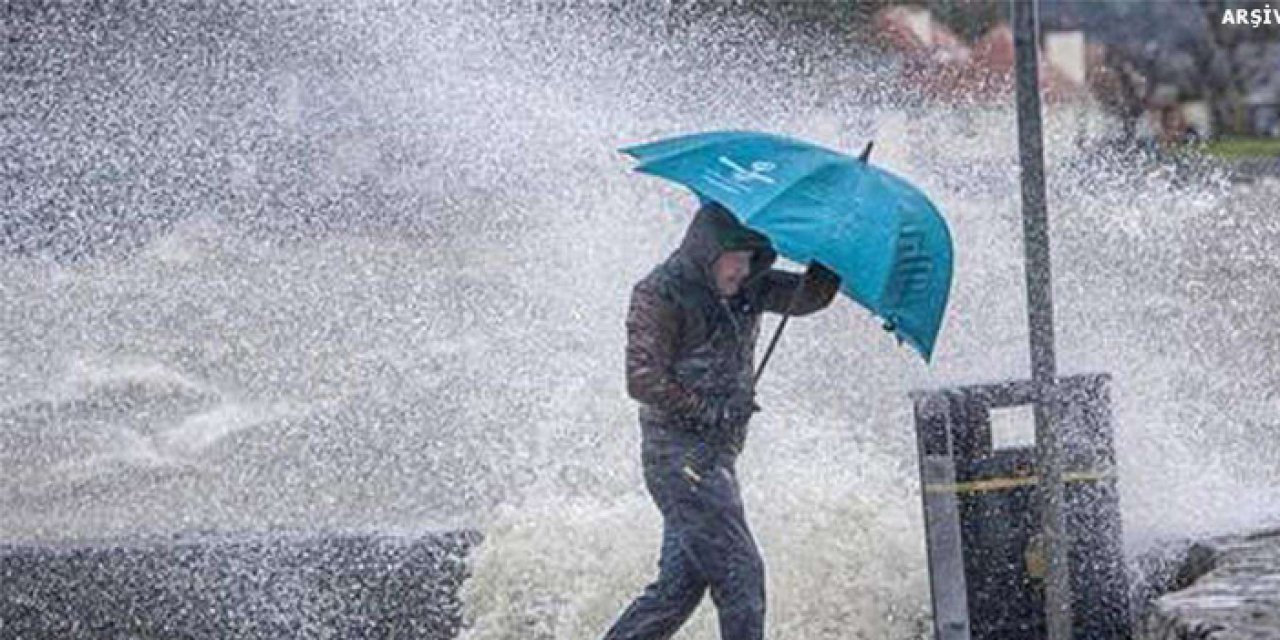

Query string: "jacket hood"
[[669, 201, 776, 293]]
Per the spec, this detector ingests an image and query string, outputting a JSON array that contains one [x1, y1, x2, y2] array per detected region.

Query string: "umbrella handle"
[[754, 269, 810, 385]]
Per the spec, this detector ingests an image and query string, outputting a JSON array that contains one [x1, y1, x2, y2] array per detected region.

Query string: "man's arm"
[[625, 281, 703, 417], [757, 262, 841, 316]]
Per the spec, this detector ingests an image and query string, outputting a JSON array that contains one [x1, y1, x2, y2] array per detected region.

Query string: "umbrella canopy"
[[621, 130, 953, 361]]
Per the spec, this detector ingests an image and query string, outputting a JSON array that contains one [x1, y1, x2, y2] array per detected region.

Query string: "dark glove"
[[696, 392, 761, 433], [725, 392, 761, 425], [803, 261, 841, 289]]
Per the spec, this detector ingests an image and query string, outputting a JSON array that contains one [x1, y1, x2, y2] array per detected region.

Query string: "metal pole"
[[1011, 1, 1071, 639]]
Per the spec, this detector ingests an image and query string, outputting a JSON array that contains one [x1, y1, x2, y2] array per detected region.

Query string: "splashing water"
[[4, 3, 1279, 638]]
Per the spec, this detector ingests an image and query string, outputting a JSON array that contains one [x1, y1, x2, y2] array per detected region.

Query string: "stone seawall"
[[0, 530, 480, 639]]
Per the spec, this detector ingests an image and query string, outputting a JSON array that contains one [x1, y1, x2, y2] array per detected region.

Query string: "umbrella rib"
[[738, 158, 849, 239]]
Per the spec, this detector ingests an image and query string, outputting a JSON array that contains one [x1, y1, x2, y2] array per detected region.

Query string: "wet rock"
[[1137, 527, 1280, 639]]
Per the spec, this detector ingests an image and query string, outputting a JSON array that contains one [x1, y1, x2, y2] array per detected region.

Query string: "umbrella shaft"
[[754, 272, 809, 384], [755, 313, 791, 385]]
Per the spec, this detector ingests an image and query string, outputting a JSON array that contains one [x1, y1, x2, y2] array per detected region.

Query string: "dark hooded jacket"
[[625, 202, 839, 453]]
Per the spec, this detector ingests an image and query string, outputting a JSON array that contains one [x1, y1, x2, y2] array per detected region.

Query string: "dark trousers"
[[604, 442, 765, 640]]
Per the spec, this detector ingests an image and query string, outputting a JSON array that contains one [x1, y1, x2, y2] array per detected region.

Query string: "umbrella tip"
[[859, 141, 874, 162]]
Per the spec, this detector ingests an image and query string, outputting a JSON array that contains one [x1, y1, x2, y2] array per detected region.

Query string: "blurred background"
[[3, 2, 1279, 638]]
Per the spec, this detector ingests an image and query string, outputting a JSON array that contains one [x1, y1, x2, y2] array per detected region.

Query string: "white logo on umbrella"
[[703, 156, 778, 195], [719, 157, 777, 185]]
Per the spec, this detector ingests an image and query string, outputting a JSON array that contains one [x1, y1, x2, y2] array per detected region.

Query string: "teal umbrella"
[[621, 130, 953, 362]]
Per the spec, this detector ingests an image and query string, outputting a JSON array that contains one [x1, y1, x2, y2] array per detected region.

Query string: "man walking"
[[605, 201, 840, 640]]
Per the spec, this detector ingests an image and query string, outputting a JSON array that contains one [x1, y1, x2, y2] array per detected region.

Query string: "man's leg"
[[681, 460, 766, 640], [603, 519, 707, 640]]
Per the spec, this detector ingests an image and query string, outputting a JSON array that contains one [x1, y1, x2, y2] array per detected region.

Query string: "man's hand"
[[696, 391, 761, 433], [725, 392, 761, 425], [803, 261, 840, 289]]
